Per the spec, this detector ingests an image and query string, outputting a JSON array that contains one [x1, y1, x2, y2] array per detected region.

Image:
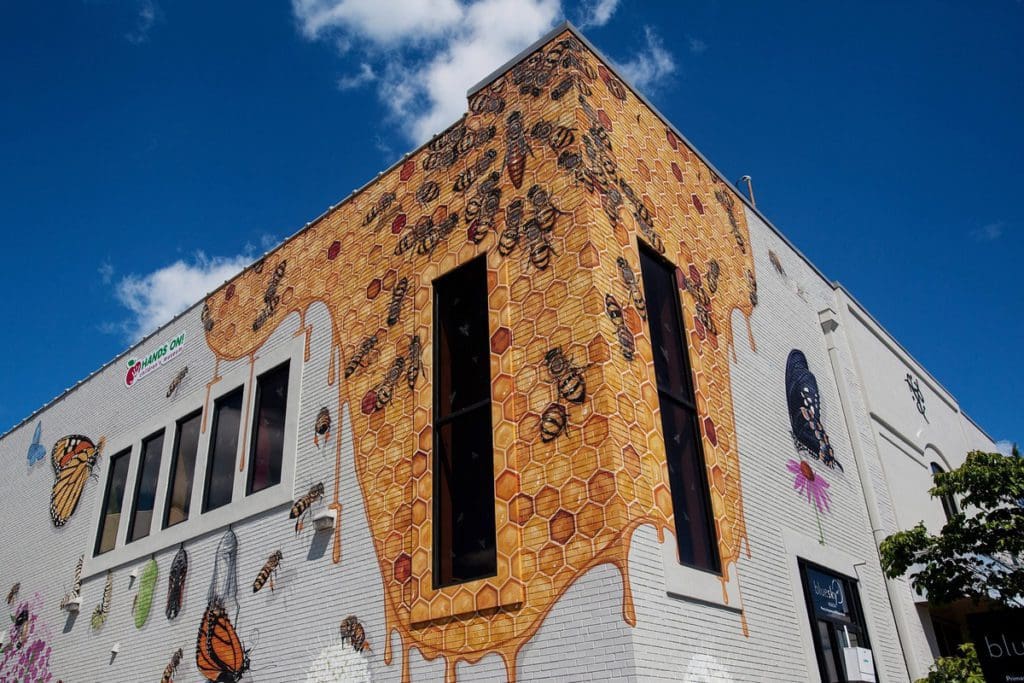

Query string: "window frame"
[[245, 360, 291, 496], [82, 336, 302, 579], [431, 255, 498, 589], [798, 559, 875, 683], [162, 407, 203, 530], [93, 447, 133, 557], [638, 242, 721, 574], [929, 462, 959, 522], [126, 428, 166, 544]]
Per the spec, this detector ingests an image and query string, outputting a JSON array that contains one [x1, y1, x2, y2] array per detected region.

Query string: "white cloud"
[[292, 0, 464, 43], [98, 261, 115, 284], [688, 36, 707, 55], [126, 0, 160, 44], [578, 0, 619, 28], [337, 62, 376, 90], [114, 252, 250, 340], [615, 26, 676, 93], [291, 0, 561, 144], [971, 220, 1006, 242]]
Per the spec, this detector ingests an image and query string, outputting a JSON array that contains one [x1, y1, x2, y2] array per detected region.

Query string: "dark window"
[[639, 245, 720, 572], [799, 561, 874, 683], [247, 361, 289, 495], [433, 257, 497, 587], [127, 430, 165, 543], [203, 387, 243, 512], [163, 409, 202, 529], [930, 462, 959, 521], [95, 448, 132, 555]]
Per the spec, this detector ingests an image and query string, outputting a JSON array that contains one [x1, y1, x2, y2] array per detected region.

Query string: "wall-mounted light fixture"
[[313, 507, 337, 532], [111, 642, 120, 656]]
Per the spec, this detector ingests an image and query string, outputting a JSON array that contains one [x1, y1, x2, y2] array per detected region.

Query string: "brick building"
[[0, 23, 996, 683]]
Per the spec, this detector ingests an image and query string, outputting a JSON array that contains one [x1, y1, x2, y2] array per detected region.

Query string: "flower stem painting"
[[786, 459, 831, 544]]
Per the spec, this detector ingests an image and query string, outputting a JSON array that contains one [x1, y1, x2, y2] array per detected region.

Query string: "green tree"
[[916, 643, 984, 683], [880, 448, 1023, 607]]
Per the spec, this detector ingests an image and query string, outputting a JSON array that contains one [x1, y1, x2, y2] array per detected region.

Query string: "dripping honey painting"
[[196, 27, 756, 683]]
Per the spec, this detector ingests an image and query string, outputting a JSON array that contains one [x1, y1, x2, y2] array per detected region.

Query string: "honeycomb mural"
[[198, 29, 757, 683]]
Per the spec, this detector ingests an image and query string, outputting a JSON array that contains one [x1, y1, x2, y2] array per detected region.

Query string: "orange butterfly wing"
[[49, 436, 101, 527], [196, 603, 247, 682]]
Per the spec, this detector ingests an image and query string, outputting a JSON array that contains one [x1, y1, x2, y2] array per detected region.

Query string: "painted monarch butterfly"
[[195, 600, 250, 683], [50, 435, 104, 527]]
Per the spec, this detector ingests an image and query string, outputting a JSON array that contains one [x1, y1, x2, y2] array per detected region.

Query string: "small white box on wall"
[[842, 647, 875, 682]]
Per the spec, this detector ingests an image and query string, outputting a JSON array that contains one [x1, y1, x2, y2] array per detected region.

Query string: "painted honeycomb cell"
[[199, 29, 756, 683]]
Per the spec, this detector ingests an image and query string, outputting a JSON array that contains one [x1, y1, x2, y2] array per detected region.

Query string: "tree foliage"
[[879, 449, 1024, 607], [915, 643, 984, 683]]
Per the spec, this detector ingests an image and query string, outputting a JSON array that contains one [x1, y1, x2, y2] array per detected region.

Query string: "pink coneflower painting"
[[787, 459, 831, 544], [788, 459, 832, 513]]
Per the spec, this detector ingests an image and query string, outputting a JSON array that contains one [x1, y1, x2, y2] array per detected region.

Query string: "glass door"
[[799, 560, 874, 682]]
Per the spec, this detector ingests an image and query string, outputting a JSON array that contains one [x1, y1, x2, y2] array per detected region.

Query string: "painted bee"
[[166, 366, 189, 398], [7, 582, 19, 605], [340, 615, 370, 653], [161, 648, 183, 683], [12, 608, 29, 649], [387, 277, 409, 327], [406, 335, 422, 392], [345, 335, 378, 379], [499, 198, 524, 257], [314, 407, 331, 447], [746, 269, 758, 307], [706, 260, 721, 294], [468, 87, 505, 115], [372, 356, 406, 411], [289, 482, 325, 533], [604, 294, 635, 361], [539, 403, 568, 442], [252, 550, 283, 593], [528, 239, 556, 271], [543, 347, 587, 404], [616, 257, 647, 319], [416, 180, 440, 205], [201, 303, 214, 332], [768, 250, 785, 276], [504, 111, 531, 189]]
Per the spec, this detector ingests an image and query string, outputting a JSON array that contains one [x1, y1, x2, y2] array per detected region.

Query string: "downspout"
[[818, 307, 919, 682]]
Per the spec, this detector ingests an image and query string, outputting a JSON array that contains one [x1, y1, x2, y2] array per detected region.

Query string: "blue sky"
[[0, 1, 1020, 448]]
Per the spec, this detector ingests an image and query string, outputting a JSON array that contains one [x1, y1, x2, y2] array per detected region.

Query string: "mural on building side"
[[194, 29, 758, 683], [167, 546, 188, 620], [1, 593, 54, 682], [905, 373, 927, 418], [786, 459, 832, 543], [134, 558, 159, 629], [26, 421, 46, 466], [291, 482, 325, 533], [49, 434, 105, 527], [785, 350, 842, 471], [161, 647, 183, 683], [252, 551, 283, 593]]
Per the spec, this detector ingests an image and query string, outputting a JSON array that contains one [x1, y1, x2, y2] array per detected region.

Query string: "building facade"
[[0, 24, 996, 683]]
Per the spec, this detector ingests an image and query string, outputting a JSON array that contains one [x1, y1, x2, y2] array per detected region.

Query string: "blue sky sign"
[[124, 331, 186, 388]]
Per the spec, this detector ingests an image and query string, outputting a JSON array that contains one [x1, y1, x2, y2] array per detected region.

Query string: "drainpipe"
[[818, 307, 920, 682]]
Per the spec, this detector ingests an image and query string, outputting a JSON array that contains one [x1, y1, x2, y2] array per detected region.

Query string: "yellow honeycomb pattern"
[[199, 28, 756, 683]]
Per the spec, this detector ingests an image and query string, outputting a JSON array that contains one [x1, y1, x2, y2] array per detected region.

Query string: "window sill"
[[83, 483, 292, 580], [661, 536, 741, 610]]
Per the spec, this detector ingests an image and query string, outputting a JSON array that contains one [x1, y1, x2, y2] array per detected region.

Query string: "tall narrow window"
[[639, 245, 720, 572], [164, 409, 202, 529], [247, 361, 289, 495], [127, 430, 165, 543], [203, 387, 243, 513], [930, 462, 958, 521], [95, 448, 132, 555], [433, 257, 497, 587]]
